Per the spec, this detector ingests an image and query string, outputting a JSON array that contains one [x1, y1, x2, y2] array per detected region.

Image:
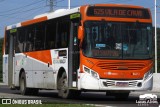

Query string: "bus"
[[3, 4, 153, 99]]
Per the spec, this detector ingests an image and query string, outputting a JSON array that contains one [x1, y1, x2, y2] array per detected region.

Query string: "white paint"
[[79, 72, 153, 90], [34, 7, 79, 20], [152, 73, 160, 92], [6, 7, 80, 30], [72, 81, 77, 87]]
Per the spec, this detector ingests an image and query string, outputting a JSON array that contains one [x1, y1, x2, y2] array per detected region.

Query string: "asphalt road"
[[0, 85, 160, 107]]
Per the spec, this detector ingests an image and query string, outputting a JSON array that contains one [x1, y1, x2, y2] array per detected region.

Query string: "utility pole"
[[68, 0, 70, 9], [155, 0, 157, 73], [47, 0, 56, 12]]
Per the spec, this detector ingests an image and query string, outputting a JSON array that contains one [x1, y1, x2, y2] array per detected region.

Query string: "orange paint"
[[21, 16, 47, 27], [80, 53, 153, 79], [79, 4, 153, 79], [24, 50, 52, 65]]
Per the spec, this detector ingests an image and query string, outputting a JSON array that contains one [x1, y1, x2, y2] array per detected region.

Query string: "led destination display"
[[87, 6, 150, 19]]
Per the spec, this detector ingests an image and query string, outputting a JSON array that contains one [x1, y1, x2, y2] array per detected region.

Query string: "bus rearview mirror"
[[78, 26, 84, 40]]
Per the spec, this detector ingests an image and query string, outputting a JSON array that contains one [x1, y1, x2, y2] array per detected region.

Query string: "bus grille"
[[97, 62, 145, 70], [103, 80, 138, 87]]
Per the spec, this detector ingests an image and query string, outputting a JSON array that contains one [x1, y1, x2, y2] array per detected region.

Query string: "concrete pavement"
[[152, 73, 160, 92]]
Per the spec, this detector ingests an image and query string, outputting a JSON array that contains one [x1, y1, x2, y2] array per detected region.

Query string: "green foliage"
[[157, 28, 160, 73], [0, 38, 3, 82]]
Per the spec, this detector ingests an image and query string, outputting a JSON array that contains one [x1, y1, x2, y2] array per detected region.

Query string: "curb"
[[0, 83, 6, 86]]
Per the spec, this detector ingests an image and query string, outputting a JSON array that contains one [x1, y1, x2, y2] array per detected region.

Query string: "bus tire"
[[30, 88, 39, 95], [19, 72, 30, 95], [115, 92, 130, 100], [57, 72, 79, 99]]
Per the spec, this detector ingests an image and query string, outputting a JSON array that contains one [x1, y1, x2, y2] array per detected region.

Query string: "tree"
[[0, 38, 3, 82], [157, 28, 160, 72]]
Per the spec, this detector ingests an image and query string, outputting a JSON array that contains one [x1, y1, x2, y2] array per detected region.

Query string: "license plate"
[[116, 82, 129, 87]]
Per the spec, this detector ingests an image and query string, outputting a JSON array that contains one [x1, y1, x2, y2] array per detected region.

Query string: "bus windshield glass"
[[82, 21, 153, 59]]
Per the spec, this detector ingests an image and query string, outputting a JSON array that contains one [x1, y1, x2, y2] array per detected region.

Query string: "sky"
[[0, 0, 159, 38]]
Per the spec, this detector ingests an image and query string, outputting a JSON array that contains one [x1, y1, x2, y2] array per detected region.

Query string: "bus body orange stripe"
[[21, 16, 47, 26], [24, 50, 52, 65]]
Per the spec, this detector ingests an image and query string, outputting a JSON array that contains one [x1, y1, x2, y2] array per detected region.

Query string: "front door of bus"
[[68, 21, 79, 88], [8, 30, 16, 88]]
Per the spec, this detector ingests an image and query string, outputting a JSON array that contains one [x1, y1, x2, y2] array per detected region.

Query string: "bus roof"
[[6, 7, 80, 30], [6, 4, 147, 30]]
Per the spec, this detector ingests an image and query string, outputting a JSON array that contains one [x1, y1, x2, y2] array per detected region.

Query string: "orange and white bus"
[[3, 4, 153, 99]]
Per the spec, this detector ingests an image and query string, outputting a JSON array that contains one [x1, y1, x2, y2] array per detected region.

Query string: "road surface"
[[0, 85, 159, 107]]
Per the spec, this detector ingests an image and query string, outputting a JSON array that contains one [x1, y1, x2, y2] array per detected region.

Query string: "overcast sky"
[[0, 0, 159, 37]]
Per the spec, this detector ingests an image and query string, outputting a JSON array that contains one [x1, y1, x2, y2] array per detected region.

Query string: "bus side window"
[[16, 28, 25, 53], [5, 31, 10, 54], [57, 21, 70, 48], [35, 23, 45, 51], [45, 20, 56, 50], [25, 26, 35, 52]]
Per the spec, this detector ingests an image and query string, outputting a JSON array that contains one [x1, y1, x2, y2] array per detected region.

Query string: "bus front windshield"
[[82, 21, 153, 59]]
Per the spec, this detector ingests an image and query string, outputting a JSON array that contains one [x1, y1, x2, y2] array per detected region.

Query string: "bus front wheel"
[[57, 72, 81, 99]]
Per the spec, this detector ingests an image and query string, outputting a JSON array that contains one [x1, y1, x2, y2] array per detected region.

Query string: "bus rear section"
[[2, 4, 153, 99]]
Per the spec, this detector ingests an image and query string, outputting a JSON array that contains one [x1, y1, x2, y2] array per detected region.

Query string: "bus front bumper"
[[79, 73, 153, 91]]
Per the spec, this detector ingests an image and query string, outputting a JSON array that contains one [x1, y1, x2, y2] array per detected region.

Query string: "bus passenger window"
[[48, 41, 55, 49], [57, 21, 69, 48], [45, 20, 56, 50], [35, 23, 45, 51], [25, 26, 35, 52], [5, 31, 10, 54], [61, 33, 67, 48], [16, 28, 25, 53]]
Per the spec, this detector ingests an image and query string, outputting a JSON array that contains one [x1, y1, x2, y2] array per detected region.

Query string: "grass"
[[0, 104, 94, 107]]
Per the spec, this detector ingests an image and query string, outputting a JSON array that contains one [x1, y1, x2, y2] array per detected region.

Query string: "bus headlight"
[[83, 66, 99, 79], [91, 70, 99, 79], [144, 68, 153, 81], [84, 66, 90, 74]]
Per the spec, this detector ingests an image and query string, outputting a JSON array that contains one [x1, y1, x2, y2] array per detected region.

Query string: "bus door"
[[8, 29, 16, 88], [68, 15, 80, 89]]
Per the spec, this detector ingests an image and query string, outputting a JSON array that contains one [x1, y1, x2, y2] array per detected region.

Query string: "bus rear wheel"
[[57, 72, 81, 99], [19, 72, 30, 95]]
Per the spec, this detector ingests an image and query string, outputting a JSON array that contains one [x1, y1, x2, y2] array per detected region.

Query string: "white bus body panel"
[[3, 55, 8, 85], [79, 72, 153, 91], [15, 53, 33, 87], [6, 7, 80, 31], [9, 48, 68, 89]]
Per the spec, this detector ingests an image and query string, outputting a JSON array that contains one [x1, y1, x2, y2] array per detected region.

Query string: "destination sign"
[[87, 6, 150, 19]]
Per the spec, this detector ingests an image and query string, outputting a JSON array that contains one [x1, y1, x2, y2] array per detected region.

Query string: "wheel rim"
[[61, 76, 68, 94], [20, 78, 25, 92]]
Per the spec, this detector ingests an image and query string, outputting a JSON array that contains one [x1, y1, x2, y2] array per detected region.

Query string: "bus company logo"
[[136, 94, 159, 106], [53, 59, 66, 64]]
